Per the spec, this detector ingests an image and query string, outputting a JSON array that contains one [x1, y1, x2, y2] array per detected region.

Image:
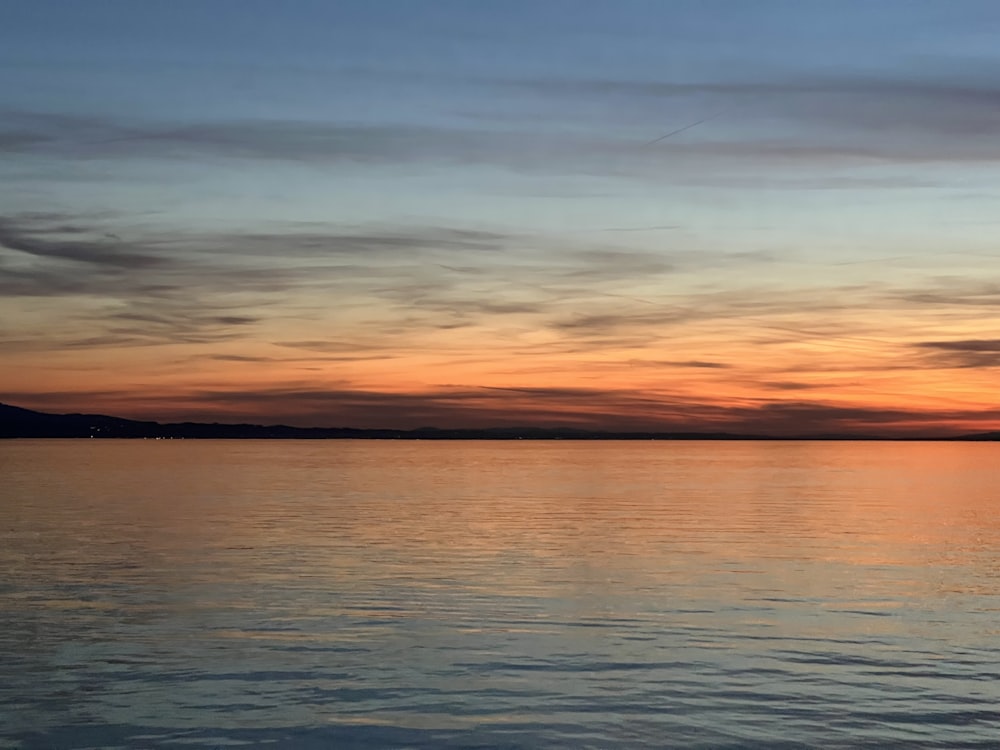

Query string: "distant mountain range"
[[1, 402, 997, 441]]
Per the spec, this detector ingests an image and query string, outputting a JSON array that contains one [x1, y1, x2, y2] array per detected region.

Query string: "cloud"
[[496, 68, 1000, 168], [4, 383, 995, 437], [895, 281, 1000, 307], [512, 68, 1000, 130], [630, 359, 731, 369], [0, 110, 613, 174], [202, 226, 511, 259], [551, 310, 690, 335], [7, 68, 997, 187], [728, 400, 997, 435], [199, 352, 396, 364], [0, 216, 164, 269], [1, 211, 990, 420], [0, 111, 462, 163], [204, 354, 273, 362], [0, 215, 529, 352], [0, 212, 278, 349], [914, 339, 1000, 368], [918, 339, 1000, 352], [6, 62, 1000, 197], [760, 381, 824, 391]]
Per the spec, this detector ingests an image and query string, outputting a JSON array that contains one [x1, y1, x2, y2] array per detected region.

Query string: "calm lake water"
[[2, 440, 999, 749]]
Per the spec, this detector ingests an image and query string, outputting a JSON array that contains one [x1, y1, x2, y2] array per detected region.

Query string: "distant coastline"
[[2, 402, 997, 441]]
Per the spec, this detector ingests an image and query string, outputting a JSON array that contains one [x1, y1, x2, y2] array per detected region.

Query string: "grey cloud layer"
[[915, 339, 1000, 368], [6, 63, 1000, 182], [4, 383, 994, 435], [0, 216, 163, 270], [511, 68, 1000, 134]]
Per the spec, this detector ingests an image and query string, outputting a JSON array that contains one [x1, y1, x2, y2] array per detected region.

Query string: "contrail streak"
[[644, 108, 730, 147]]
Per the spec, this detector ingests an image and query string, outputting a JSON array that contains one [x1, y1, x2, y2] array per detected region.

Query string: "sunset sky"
[[2, 0, 1000, 435]]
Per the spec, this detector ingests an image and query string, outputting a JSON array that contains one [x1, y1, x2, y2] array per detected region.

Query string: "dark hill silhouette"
[[0, 402, 761, 439], [958, 431, 1000, 441], [0, 402, 995, 440]]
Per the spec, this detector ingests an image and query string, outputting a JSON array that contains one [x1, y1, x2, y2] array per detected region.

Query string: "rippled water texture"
[[2, 440, 999, 748]]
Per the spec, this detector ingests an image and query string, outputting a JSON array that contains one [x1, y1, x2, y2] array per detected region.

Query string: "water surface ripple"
[[2, 440, 999, 748]]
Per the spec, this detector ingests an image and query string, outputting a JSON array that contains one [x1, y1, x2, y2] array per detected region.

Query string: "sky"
[[2, 0, 1000, 436]]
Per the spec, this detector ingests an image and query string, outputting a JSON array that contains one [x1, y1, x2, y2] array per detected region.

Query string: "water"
[[2, 440, 999, 749]]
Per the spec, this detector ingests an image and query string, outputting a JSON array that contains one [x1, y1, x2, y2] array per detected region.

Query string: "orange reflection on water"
[[5, 440, 999, 631]]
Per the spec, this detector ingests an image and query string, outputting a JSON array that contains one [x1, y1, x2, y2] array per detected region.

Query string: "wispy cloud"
[[629, 359, 731, 369], [2, 213, 707, 355], [914, 339, 1000, 368], [1, 110, 623, 175], [0, 111, 478, 163], [510, 68, 1000, 131], [894, 280, 1000, 308], [0, 215, 163, 269], [760, 381, 825, 391], [491, 68, 1000, 171], [3, 211, 996, 435]]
